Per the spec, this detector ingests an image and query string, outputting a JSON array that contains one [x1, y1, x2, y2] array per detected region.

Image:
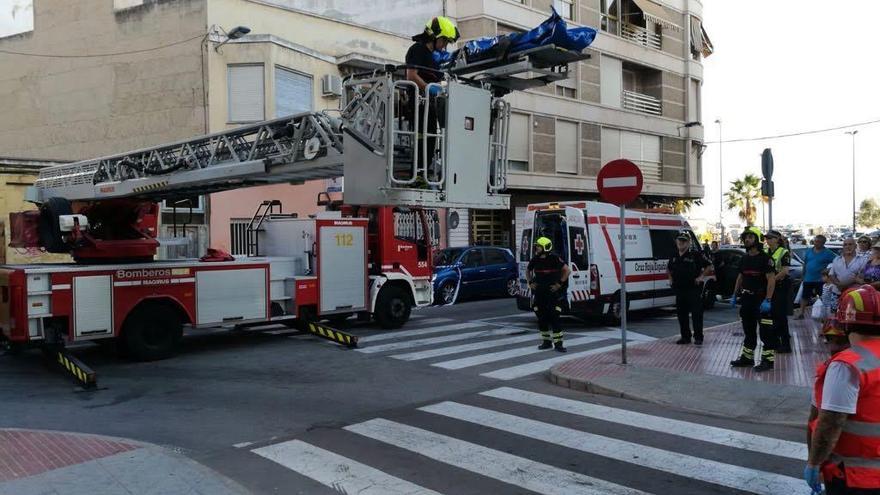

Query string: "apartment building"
[[0, 0, 710, 253]]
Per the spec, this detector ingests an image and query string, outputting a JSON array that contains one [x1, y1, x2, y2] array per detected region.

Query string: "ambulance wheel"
[[375, 285, 411, 329], [606, 295, 629, 326], [122, 303, 182, 361], [505, 277, 519, 297]]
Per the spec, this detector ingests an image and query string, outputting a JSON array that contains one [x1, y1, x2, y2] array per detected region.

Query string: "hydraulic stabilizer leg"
[[295, 319, 359, 348], [52, 347, 97, 389]]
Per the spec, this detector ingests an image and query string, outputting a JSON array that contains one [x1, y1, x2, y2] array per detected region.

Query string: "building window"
[[228, 64, 265, 123], [508, 112, 530, 171], [555, 120, 579, 175], [553, 0, 574, 20], [161, 196, 204, 213], [688, 78, 701, 123], [600, 55, 622, 108], [600, 0, 619, 35], [230, 219, 249, 256], [275, 66, 313, 118], [555, 86, 577, 99], [601, 128, 661, 181]]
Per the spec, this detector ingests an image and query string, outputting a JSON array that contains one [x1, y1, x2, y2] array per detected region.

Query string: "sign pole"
[[619, 204, 627, 365]]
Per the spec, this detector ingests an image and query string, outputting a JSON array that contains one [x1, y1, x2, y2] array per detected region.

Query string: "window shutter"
[[620, 131, 642, 160], [601, 127, 620, 164], [228, 65, 265, 122], [556, 120, 579, 174], [600, 55, 622, 107], [508, 113, 530, 162], [275, 67, 313, 118]]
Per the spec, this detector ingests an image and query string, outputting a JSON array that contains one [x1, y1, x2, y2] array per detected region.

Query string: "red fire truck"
[[0, 49, 587, 376]]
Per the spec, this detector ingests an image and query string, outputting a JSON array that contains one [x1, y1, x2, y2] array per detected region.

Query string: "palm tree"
[[725, 174, 761, 225], [671, 199, 702, 215]]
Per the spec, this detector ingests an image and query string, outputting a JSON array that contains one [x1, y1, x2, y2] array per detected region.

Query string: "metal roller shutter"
[[275, 66, 313, 118], [228, 65, 265, 123]]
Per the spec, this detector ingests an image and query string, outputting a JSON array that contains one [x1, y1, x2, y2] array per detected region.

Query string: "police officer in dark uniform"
[[667, 231, 712, 345], [765, 229, 793, 353], [730, 226, 778, 372], [527, 237, 571, 353]]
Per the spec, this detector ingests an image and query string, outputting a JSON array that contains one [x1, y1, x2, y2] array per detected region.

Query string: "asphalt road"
[[0, 297, 807, 494]]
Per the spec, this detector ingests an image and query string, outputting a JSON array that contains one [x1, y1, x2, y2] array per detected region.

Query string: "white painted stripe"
[[170, 277, 196, 284], [602, 176, 638, 188], [588, 329, 656, 341], [113, 281, 142, 287], [481, 387, 806, 461], [432, 336, 609, 370], [480, 343, 623, 380], [478, 313, 536, 321], [421, 402, 803, 495], [232, 441, 254, 449], [345, 419, 649, 495], [358, 322, 478, 344], [358, 327, 527, 354], [50, 284, 71, 290], [390, 333, 539, 361], [252, 440, 440, 495]]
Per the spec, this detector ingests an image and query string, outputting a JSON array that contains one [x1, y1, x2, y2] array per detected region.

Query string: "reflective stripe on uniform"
[[830, 454, 880, 469], [852, 345, 880, 373]]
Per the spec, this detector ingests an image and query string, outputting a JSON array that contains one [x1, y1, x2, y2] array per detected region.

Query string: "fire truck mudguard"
[[294, 319, 358, 348], [54, 348, 97, 389]]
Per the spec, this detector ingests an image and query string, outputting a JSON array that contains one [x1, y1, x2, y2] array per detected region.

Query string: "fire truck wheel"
[[38, 197, 72, 253], [375, 285, 412, 329], [122, 303, 183, 361]]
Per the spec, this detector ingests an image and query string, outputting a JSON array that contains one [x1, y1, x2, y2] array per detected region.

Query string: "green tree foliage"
[[725, 174, 762, 226], [858, 198, 880, 229]]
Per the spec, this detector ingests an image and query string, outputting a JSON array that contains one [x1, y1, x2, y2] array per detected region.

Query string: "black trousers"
[[827, 476, 880, 494], [533, 291, 563, 343], [740, 292, 776, 351], [772, 279, 791, 346], [674, 287, 703, 341]]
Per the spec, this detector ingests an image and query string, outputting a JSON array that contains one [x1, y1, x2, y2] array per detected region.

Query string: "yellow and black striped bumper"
[[298, 320, 358, 348], [56, 350, 97, 389]]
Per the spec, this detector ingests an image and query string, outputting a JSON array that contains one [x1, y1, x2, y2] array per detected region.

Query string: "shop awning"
[[632, 0, 682, 31], [689, 16, 714, 57]]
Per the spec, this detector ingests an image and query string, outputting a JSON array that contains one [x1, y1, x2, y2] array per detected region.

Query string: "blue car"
[[433, 246, 519, 305]]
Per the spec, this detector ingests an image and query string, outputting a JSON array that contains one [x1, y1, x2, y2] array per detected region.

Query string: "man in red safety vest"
[[807, 284, 880, 494]]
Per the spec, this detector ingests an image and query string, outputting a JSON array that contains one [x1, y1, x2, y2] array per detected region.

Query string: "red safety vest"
[[811, 340, 880, 488]]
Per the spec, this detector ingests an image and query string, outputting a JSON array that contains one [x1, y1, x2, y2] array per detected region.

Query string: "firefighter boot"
[[754, 350, 775, 372], [538, 340, 553, 350], [554, 342, 567, 353], [777, 337, 792, 354], [730, 346, 755, 367]]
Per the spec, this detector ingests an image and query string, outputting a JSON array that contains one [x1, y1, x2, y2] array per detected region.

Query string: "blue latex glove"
[[803, 464, 822, 494], [760, 299, 772, 314], [730, 294, 737, 308], [428, 85, 442, 97]]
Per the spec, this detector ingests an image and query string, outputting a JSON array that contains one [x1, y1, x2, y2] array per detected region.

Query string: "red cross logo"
[[574, 234, 585, 256]]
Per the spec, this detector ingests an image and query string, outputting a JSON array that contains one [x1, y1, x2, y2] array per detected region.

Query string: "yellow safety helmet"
[[424, 16, 460, 42], [740, 226, 763, 243], [535, 237, 553, 252]]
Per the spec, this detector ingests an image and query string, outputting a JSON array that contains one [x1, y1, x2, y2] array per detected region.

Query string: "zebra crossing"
[[248, 385, 807, 494], [347, 313, 656, 381]]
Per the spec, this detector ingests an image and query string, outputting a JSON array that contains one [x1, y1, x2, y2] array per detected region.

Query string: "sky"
[[695, 0, 880, 228], [0, 0, 876, 228], [0, 0, 32, 37]]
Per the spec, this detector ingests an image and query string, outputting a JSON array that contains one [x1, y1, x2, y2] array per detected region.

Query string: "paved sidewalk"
[[0, 429, 247, 495], [550, 316, 826, 426]]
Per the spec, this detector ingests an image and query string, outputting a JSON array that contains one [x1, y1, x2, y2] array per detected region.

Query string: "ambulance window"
[[520, 229, 532, 262], [568, 226, 588, 269], [535, 211, 568, 260], [649, 230, 678, 259]]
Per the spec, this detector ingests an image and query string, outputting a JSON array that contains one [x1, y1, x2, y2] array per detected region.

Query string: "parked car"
[[707, 246, 803, 306], [433, 246, 518, 304]]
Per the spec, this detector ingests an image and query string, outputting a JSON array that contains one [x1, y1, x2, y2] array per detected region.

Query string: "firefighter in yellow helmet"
[[730, 226, 778, 371], [526, 236, 571, 352], [405, 16, 459, 182]]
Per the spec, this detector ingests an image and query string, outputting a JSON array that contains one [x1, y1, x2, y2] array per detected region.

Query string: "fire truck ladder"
[[246, 199, 284, 257]]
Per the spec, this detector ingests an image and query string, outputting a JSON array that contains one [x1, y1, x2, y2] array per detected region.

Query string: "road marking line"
[[358, 327, 526, 354], [420, 401, 803, 495], [481, 387, 807, 460], [252, 440, 440, 495], [358, 322, 476, 343], [345, 419, 649, 495], [477, 313, 536, 321], [390, 333, 538, 361], [480, 343, 624, 380], [232, 441, 254, 449], [432, 336, 609, 370]]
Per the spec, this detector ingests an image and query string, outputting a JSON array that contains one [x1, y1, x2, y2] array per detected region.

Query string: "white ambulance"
[[516, 200, 699, 321]]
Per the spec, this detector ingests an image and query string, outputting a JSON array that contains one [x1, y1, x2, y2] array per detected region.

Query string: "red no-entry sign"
[[597, 159, 643, 206]]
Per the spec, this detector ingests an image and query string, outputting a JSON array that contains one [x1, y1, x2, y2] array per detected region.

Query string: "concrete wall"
[[0, 0, 208, 161]]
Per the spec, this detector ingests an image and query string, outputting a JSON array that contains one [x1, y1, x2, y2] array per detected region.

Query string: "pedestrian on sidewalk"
[[667, 231, 712, 345], [766, 230, 793, 353], [800, 235, 837, 319], [857, 235, 873, 259], [527, 236, 571, 353], [805, 285, 880, 495], [859, 242, 880, 290], [730, 227, 778, 371], [831, 238, 869, 292]]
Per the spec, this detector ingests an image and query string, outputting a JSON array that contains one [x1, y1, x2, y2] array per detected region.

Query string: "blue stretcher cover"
[[434, 7, 597, 67]]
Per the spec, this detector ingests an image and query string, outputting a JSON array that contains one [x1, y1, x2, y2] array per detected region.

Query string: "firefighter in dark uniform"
[[730, 226, 778, 372], [667, 231, 712, 345], [765, 229, 793, 353], [527, 237, 571, 353]]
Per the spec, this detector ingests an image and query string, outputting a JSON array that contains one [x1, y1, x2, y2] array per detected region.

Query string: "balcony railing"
[[621, 22, 662, 50], [622, 90, 662, 116]]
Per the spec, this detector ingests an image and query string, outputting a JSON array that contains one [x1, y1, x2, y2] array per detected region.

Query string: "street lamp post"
[[715, 118, 723, 240], [846, 130, 858, 233]]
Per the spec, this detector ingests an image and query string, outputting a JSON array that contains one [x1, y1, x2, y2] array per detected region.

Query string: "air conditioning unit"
[[322, 74, 342, 98]]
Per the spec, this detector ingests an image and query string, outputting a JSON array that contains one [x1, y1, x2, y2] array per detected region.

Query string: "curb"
[[547, 365, 806, 428]]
